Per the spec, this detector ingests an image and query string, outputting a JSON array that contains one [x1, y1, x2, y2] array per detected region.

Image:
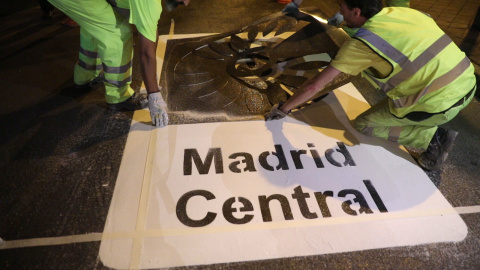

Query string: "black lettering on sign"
[[183, 142, 358, 175], [290, 149, 308, 169], [175, 183, 387, 227], [325, 142, 357, 167], [259, 145, 289, 171], [258, 194, 293, 222], [291, 185, 318, 219], [184, 148, 223, 175], [228, 152, 257, 173], [338, 189, 374, 216], [176, 190, 217, 227], [308, 143, 325, 168], [222, 197, 254, 224], [363, 179, 388, 212], [314, 191, 334, 217]]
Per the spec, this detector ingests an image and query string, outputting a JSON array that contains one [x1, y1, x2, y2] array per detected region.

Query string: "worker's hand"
[[178, 0, 190, 5], [282, 2, 299, 16], [265, 103, 289, 121], [148, 91, 169, 127], [327, 12, 344, 27], [166, 0, 190, 11]]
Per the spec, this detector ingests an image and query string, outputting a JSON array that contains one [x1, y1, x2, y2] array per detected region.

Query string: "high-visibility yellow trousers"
[[353, 86, 476, 149], [48, 0, 134, 104]]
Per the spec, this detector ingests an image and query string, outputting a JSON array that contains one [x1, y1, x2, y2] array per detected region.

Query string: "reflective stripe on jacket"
[[354, 8, 476, 118]]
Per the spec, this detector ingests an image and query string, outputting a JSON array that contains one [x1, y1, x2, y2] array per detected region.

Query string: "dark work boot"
[[107, 92, 148, 111], [417, 128, 458, 171], [74, 73, 105, 90]]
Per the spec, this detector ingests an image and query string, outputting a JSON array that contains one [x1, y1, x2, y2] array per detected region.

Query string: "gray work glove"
[[165, 0, 188, 11], [148, 92, 169, 127], [265, 103, 289, 121], [165, 0, 179, 11], [327, 11, 344, 27], [282, 2, 299, 15]]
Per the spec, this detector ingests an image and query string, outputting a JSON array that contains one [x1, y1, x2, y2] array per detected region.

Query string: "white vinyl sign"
[[99, 35, 467, 269]]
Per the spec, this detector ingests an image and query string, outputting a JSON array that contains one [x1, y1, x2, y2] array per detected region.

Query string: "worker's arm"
[[139, 31, 168, 127], [265, 65, 342, 120], [282, 0, 303, 14], [138, 31, 158, 95]]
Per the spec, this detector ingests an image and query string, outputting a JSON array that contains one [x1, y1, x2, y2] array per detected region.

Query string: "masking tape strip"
[[455, 205, 480, 215], [128, 206, 463, 237], [169, 19, 175, 39], [2, 206, 478, 251], [129, 127, 158, 269], [0, 233, 103, 250]]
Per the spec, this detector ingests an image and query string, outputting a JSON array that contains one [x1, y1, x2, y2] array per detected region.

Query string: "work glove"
[[148, 91, 169, 127], [282, 2, 299, 15], [165, 0, 188, 12], [165, 0, 179, 11], [265, 102, 290, 121], [327, 11, 344, 27]]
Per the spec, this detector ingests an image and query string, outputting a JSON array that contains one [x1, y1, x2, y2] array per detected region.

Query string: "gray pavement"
[[0, 0, 479, 269]]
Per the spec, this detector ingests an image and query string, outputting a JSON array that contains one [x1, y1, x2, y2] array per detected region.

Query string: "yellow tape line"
[[129, 127, 157, 269], [1, 206, 478, 251]]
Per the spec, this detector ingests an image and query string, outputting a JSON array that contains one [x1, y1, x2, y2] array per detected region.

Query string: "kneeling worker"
[[267, 0, 477, 171]]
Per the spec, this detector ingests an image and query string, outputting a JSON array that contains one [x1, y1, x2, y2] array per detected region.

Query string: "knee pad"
[[353, 117, 373, 136]]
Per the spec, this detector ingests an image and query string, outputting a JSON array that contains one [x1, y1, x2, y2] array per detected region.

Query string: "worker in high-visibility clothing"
[[47, 0, 191, 127], [268, 0, 477, 171]]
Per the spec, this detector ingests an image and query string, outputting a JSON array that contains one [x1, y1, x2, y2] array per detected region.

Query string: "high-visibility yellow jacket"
[[354, 8, 476, 118]]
